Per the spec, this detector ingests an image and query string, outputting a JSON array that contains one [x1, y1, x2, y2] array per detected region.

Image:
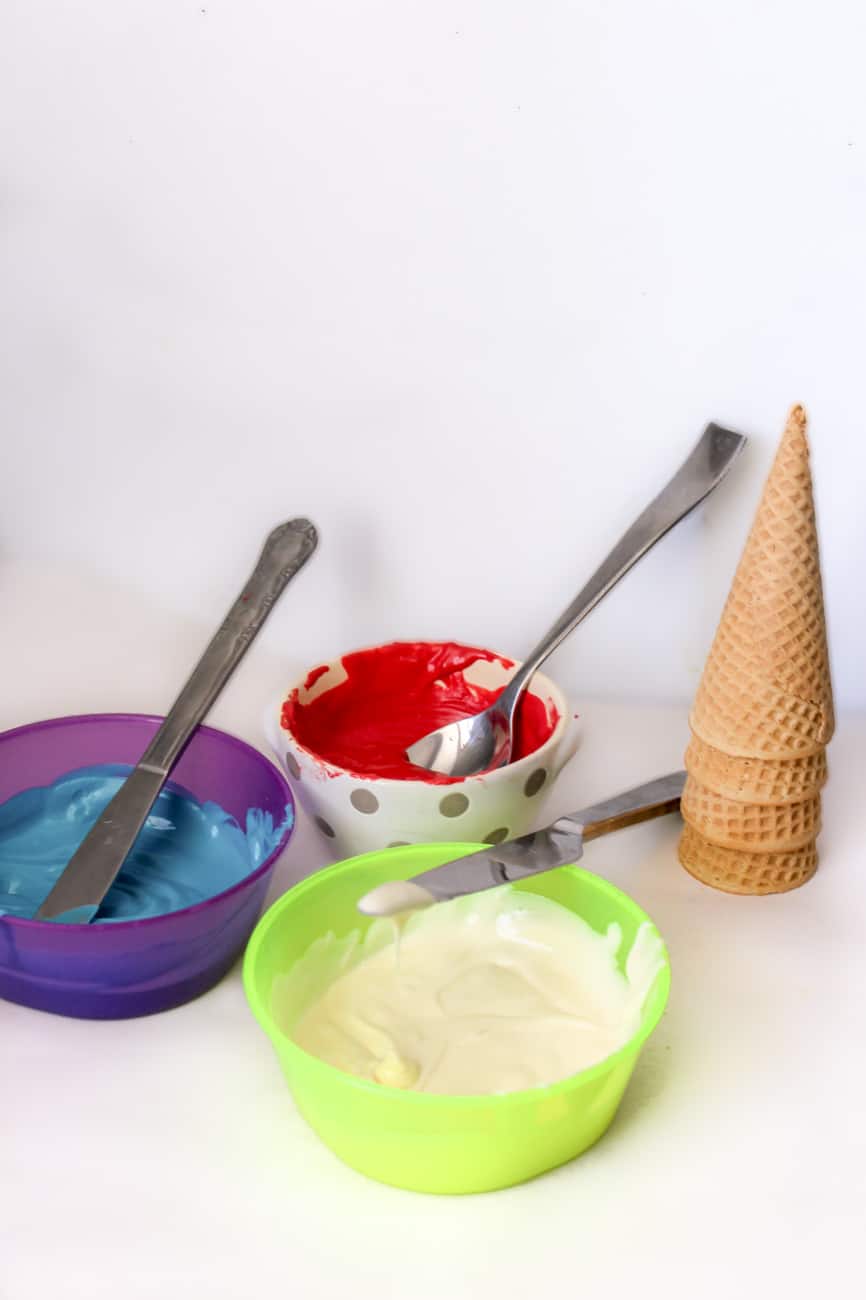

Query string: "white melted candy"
[[357, 880, 436, 917], [277, 888, 664, 1096]]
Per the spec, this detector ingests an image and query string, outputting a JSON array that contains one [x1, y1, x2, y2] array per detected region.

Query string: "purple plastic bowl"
[[0, 713, 295, 1020]]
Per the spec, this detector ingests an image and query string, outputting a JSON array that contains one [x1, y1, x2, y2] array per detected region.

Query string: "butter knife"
[[359, 771, 685, 916], [35, 517, 319, 923]]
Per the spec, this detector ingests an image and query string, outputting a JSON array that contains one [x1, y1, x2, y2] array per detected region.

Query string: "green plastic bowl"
[[243, 843, 671, 1195]]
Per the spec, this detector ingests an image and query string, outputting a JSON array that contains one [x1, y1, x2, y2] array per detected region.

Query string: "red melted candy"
[[281, 641, 559, 784]]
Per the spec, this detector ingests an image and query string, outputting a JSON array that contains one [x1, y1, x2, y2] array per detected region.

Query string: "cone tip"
[[785, 403, 809, 441]]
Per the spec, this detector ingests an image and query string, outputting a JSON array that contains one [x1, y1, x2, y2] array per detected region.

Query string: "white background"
[[3, 4, 866, 1299], [2, 0, 865, 710]]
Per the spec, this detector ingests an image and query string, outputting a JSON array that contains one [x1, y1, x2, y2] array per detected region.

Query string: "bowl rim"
[[275, 639, 575, 786], [243, 843, 671, 1108], [0, 712, 296, 933]]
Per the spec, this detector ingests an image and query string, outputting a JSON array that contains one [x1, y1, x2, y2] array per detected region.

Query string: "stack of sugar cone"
[[678, 405, 833, 894]]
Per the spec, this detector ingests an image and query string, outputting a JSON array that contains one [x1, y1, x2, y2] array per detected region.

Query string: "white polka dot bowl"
[[265, 641, 580, 858]]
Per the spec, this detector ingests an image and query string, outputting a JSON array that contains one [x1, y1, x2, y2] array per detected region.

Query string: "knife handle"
[[553, 771, 685, 842], [142, 518, 318, 773]]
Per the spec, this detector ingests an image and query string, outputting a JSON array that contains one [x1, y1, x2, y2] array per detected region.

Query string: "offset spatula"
[[359, 771, 685, 916], [35, 518, 318, 923]]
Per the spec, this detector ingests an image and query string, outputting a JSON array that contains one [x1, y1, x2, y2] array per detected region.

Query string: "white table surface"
[[2, 563, 863, 1299]]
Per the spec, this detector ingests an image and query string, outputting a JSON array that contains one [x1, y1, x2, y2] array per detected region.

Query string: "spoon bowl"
[[404, 697, 512, 776]]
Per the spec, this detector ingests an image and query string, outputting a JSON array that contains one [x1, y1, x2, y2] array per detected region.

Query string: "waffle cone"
[[678, 823, 818, 895], [684, 734, 827, 805], [689, 406, 834, 759], [680, 775, 821, 851]]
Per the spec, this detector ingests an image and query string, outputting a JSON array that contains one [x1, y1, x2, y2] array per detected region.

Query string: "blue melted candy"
[[0, 764, 293, 924]]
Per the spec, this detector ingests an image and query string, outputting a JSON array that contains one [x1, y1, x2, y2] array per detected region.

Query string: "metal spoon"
[[35, 518, 318, 923], [406, 423, 746, 778]]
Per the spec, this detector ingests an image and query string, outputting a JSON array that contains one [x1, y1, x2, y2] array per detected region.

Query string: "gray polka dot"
[[350, 789, 380, 814], [387, 840, 410, 848], [484, 827, 510, 845], [524, 767, 547, 797], [439, 792, 470, 818], [314, 816, 335, 838], [285, 753, 301, 780]]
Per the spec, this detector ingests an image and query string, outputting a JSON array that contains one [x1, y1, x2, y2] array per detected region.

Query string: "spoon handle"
[[34, 518, 318, 922], [499, 423, 746, 711]]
